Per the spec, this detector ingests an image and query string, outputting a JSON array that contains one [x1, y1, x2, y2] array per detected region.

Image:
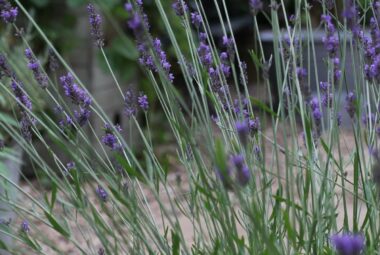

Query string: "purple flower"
[[312, 108, 322, 123], [153, 38, 174, 82], [222, 35, 233, 49], [0, 53, 13, 78], [124, 3, 133, 12], [21, 220, 29, 233], [11, 80, 32, 111], [236, 165, 250, 186], [236, 120, 249, 144], [98, 248, 105, 255], [296, 67, 307, 80], [231, 154, 244, 169], [96, 185, 108, 202], [124, 89, 137, 118], [249, 0, 263, 15], [320, 81, 330, 91], [321, 14, 339, 57], [87, 3, 104, 48], [197, 41, 213, 68], [67, 161, 75, 170], [48, 48, 59, 73], [101, 123, 122, 151], [191, 12, 202, 27], [345, 91, 356, 119], [249, 117, 260, 134], [0, 0, 18, 24], [25, 48, 49, 89], [137, 93, 149, 111], [59, 73, 91, 126], [330, 233, 365, 255], [337, 112, 342, 127], [172, 0, 188, 17]]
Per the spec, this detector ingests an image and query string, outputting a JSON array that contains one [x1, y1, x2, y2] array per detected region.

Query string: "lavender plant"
[[1, 0, 380, 254]]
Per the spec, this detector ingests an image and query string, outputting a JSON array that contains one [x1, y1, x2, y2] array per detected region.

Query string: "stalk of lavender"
[[87, 3, 104, 48], [25, 48, 49, 89], [59, 72, 91, 126]]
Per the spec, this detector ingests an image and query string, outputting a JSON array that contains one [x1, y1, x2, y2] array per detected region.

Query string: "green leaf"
[[171, 230, 180, 255], [44, 212, 70, 238], [111, 36, 138, 60]]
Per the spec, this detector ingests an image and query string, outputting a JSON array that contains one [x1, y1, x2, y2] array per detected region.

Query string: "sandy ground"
[[10, 125, 372, 254]]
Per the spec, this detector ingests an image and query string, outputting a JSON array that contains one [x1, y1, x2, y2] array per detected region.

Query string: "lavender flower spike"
[[138, 93, 149, 111], [21, 220, 30, 233], [172, 0, 188, 17], [249, 0, 263, 15], [87, 3, 104, 48], [330, 233, 365, 255], [96, 185, 108, 202], [0, 0, 18, 24], [25, 48, 49, 89]]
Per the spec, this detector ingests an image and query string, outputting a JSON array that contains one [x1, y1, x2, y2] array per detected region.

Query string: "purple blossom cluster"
[[21, 220, 29, 233], [342, 0, 361, 37], [0, 54, 35, 141], [235, 115, 260, 145], [345, 91, 356, 119], [48, 48, 59, 73], [59, 73, 91, 126], [0, 0, 18, 24], [126, 1, 174, 82], [0, 53, 14, 78], [11, 80, 36, 141], [87, 3, 104, 48], [96, 185, 108, 202], [124, 89, 149, 118], [330, 233, 365, 255], [231, 154, 251, 186], [249, 0, 263, 15], [25, 48, 48, 89], [319, 81, 333, 108], [172, 0, 188, 17], [191, 12, 202, 28], [101, 123, 122, 151], [321, 15, 341, 82], [54, 105, 74, 129]]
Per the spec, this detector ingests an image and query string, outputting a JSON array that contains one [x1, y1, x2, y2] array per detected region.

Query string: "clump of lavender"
[[0, 0, 18, 24], [127, 2, 174, 82], [59, 72, 91, 126], [96, 185, 108, 202], [330, 233, 365, 255], [87, 3, 104, 48], [21, 220, 30, 233], [249, 0, 263, 15], [172, 0, 188, 17], [25, 48, 49, 89], [101, 123, 122, 151]]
